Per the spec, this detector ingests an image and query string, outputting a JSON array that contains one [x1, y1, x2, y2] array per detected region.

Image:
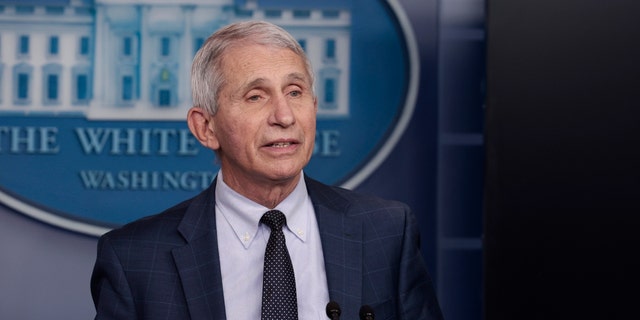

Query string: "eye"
[[247, 94, 261, 102], [287, 84, 305, 98], [289, 90, 302, 97]]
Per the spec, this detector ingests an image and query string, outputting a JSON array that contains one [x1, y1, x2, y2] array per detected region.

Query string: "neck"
[[221, 171, 301, 209]]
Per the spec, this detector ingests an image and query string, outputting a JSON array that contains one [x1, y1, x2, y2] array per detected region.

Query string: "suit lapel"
[[172, 182, 226, 319], [168, 176, 364, 318], [306, 177, 363, 317]]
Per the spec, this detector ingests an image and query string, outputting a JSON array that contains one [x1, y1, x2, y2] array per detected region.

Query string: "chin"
[[266, 167, 303, 181]]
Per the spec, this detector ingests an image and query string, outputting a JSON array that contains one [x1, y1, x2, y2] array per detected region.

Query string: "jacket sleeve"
[[90, 235, 138, 320], [397, 208, 444, 320]]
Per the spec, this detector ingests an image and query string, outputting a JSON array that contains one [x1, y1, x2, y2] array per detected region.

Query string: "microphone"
[[359, 305, 375, 320], [325, 301, 341, 320]]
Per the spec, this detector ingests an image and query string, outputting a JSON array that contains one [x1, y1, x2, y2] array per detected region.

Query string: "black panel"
[[485, 1, 640, 319]]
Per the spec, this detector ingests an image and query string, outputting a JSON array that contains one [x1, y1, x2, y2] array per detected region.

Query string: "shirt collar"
[[215, 171, 309, 249]]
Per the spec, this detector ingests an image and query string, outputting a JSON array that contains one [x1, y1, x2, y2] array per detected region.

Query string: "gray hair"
[[191, 20, 315, 115]]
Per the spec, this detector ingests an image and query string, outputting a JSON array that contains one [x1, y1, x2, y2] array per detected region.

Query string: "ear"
[[187, 107, 220, 150]]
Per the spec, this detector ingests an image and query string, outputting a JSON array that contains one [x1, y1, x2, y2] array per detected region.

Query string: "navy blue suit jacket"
[[91, 177, 443, 319]]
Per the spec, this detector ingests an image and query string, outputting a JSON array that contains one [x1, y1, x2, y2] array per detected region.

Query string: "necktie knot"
[[261, 210, 286, 231]]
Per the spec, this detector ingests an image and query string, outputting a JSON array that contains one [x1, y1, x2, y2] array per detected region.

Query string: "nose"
[[269, 93, 295, 127]]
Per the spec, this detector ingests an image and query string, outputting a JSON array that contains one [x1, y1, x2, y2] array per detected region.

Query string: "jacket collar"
[[172, 179, 226, 319], [171, 176, 364, 319]]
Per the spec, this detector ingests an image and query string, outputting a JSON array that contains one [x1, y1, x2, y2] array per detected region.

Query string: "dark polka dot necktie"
[[260, 210, 298, 320]]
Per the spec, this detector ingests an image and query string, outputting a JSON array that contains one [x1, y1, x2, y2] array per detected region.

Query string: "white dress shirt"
[[215, 171, 330, 319]]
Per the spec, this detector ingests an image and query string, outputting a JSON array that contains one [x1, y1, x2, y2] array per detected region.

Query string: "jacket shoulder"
[[100, 195, 194, 244], [305, 176, 410, 215]]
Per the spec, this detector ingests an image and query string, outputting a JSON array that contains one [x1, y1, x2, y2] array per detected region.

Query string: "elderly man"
[[91, 20, 443, 320]]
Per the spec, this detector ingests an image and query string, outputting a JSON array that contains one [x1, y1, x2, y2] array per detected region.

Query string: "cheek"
[[213, 122, 238, 149], [301, 111, 317, 132], [293, 102, 317, 123], [218, 120, 257, 149]]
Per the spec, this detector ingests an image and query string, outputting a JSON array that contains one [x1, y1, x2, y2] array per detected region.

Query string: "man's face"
[[210, 43, 317, 188]]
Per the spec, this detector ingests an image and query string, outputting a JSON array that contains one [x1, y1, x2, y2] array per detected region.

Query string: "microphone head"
[[326, 301, 341, 318], [359, 305, 375, 319]]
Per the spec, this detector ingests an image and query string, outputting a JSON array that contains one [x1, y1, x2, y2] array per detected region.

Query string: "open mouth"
[[268, 142, 295, 148]]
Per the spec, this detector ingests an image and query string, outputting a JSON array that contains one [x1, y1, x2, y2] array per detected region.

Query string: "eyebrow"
[[242, 78, 267, 92], [240, 72, 310, 93], [286, 72, 309, 85]]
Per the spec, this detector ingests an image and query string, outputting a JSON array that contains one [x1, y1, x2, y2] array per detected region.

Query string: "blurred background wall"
[[0, 1, 487, 319]]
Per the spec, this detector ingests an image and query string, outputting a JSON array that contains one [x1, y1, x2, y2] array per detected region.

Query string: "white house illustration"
[[0, 0, 351, 120]]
